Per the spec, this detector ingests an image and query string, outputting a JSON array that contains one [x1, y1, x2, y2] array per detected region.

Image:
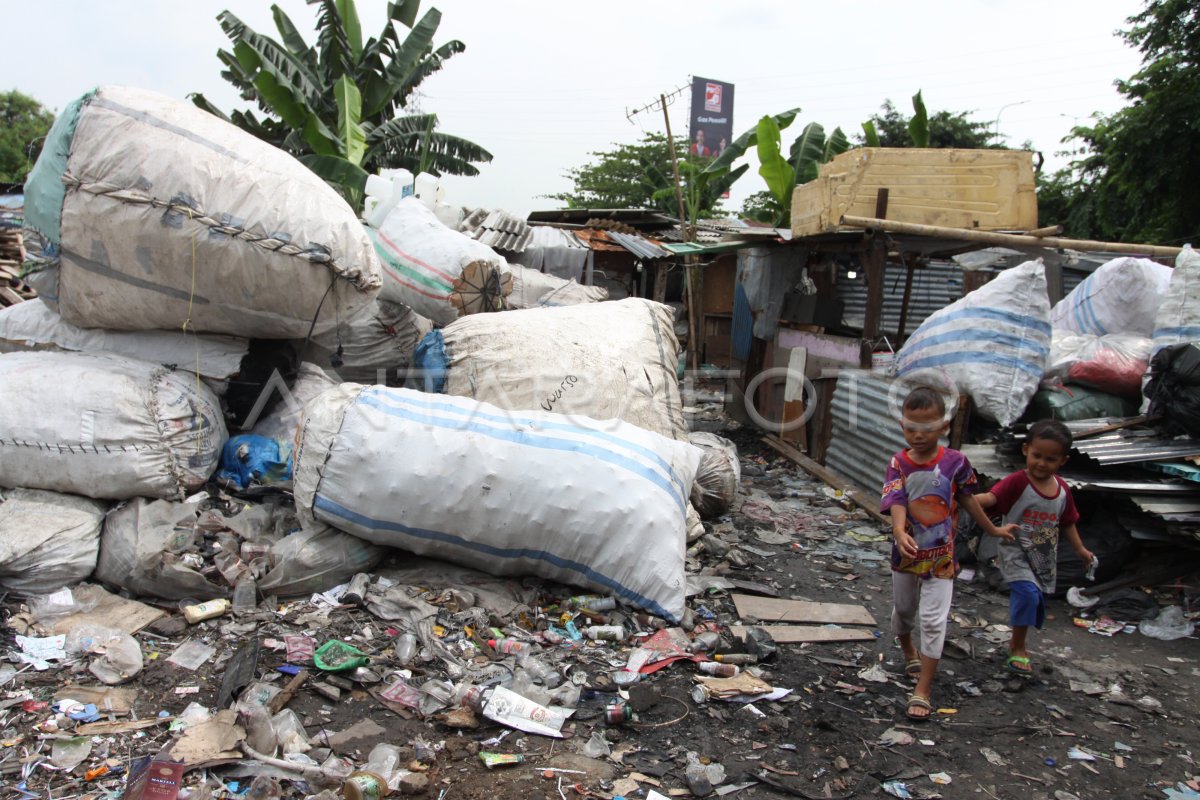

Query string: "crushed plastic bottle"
[[232, 575, 257, 617], [517, 651, 562, 688]]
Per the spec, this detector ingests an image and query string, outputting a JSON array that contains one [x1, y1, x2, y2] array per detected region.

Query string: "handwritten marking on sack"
[[541, 375, 580, 412]]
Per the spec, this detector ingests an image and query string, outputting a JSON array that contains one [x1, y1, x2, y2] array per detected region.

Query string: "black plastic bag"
[[1145, 342, 1200, 438]]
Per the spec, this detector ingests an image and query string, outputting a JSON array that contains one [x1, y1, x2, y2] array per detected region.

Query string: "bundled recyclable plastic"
[[0, 299, 249, 388], [1050, 256, 1172, 338], [94, 496, 385, 601], [23, 85, 381, 338], [0, 488, 105, 596], [894, 260, 1051, 426], [688, 432, 741, 519], [303, 299, 431, 385], [417, 298, 688, 442], [293, 385, 702, 621], [1152, 244, 1200, 353], [506, 263, 608, 309], [367, 197, 512, 326], [0, 351, 226, 500], [1045, 332, 1153, 397]]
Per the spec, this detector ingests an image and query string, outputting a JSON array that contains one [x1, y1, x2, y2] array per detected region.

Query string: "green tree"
[[1046, 0, 1200, 243], [0, 91, 54, 184], [547, 133, 744, 219], [858, 97, 997, 149], [192, 0, 491, 210], [706, 110, 852, 226]]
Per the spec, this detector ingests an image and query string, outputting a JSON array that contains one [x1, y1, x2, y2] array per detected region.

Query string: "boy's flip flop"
[[905, 658, 922, 678], [905, 693, 932, 721], [1006, 654, 1033, 675]]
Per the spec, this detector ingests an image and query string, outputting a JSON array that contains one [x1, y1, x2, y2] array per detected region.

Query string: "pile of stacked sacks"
[[0, 85, 736, 628]]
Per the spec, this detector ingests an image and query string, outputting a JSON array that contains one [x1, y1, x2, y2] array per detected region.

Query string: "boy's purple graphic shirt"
[[881, 446, 978, 579]]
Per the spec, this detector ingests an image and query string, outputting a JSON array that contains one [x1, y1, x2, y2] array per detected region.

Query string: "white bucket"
[[871, 351, 895, 373]]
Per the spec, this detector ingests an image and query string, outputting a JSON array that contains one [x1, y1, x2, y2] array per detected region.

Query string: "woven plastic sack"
[[419, 298, 687, 442], [0, 488, 105, 596], [368, 197, 512, 326], [0, 351, 226, 500], [507, 263, 608, 309], [293, 385, 701, 621], [1050, 256, 1172, 337], [23, 85, 381, 338], [1152, 244, 1200, 353], [303, 299, 432, 386], [0, 299, 249, 383], [894, 260, 1050, 426]]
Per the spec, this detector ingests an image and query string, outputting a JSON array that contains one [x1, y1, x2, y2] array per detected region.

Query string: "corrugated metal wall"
[[838, 260, 1087, 340], [824, 370, 951, 494]]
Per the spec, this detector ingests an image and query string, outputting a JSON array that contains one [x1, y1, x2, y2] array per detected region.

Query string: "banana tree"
[[707, 109, 851, 226], [647, 153, 748, 230], [191, 0, 491, 210]]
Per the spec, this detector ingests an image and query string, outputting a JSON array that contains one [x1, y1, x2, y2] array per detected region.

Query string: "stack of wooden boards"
[[0, 228, 34, 308]]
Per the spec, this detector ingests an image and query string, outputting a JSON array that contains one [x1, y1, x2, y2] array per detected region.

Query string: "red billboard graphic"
[[689, 76, 735, 159]]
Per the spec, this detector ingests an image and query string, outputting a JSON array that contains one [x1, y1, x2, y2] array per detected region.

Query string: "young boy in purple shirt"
[[883, 387, 1016, 720]]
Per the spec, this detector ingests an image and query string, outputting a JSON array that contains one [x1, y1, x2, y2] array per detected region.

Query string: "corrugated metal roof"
[[603, 231, 672, 260], [572, 229, 629, 253], [824, 370, 951, 493], [460, 208, 534, 253], [526, 225, 588, 250], [1071, 430, 1200, 465]]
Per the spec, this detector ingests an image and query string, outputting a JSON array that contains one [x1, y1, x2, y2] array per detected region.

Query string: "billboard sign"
[[689, 76, 735, 159]]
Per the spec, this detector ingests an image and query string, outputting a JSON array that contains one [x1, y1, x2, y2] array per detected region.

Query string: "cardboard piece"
[[730, 625, 877, 643], [55, 685, 137, 715], [46, 584, 165, 637], [165, 709, 245, 770], [732, 594, 876, 626]]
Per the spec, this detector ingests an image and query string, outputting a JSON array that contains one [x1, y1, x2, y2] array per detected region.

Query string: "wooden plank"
[[732, 593, 876, 626], [762, 434, 887, 524], [730, 625, 877, 643], [1074, 415, 1160, 440]]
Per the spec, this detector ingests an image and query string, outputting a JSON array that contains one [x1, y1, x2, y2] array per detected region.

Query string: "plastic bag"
[[895, 260, 1050, 426], [1045, 332, 1153, 397], [1145, 342, 1200, 438], [302, 299, 431, 385], [1024, 383, 1139, 423], [1139, 605, 1195, 640], [688, 433, 741, 519], [216, 435, 292, 489]]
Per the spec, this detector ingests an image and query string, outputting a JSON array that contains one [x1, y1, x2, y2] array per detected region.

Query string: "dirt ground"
[[3, 429, 1198, 800]]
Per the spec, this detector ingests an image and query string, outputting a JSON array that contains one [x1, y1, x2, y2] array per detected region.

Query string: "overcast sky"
[[11, 1, 1145, 217]]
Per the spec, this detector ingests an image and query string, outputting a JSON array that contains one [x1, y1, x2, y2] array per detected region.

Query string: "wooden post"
[[1045, 260, 1064, 305], [653, 261, 669, 303], [897, 261, 916, 342], [860, 236, 887, 368], [962, 270, 991, 296]]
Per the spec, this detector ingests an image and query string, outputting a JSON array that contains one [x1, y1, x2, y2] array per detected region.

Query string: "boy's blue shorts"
[[1009, 580, 1045, 629]]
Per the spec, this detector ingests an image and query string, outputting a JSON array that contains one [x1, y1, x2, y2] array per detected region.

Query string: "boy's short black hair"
[[902, 386, 946, 416], [1027, 419, 1073, 452]]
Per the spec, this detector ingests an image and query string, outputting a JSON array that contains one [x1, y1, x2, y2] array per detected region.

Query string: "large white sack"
[[368, 197, 512, 326], [0, 488, 105, 596], [293, 385, 702, 622], [507, 263, 608, 309], [1046, 331, 1153, 397], [0, 298, 248, 381], [0, 351, 227, 500], [429, 298, 687, 442], [1153, 244, 1200, 353], [1050, 256, 1172, 337], [303, 299, 432, 385], [23, 86, 381, 338], [895, 260, 1051, 426]]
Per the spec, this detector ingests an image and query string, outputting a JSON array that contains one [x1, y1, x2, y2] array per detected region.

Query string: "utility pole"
[[629, 84, 701, 370]]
